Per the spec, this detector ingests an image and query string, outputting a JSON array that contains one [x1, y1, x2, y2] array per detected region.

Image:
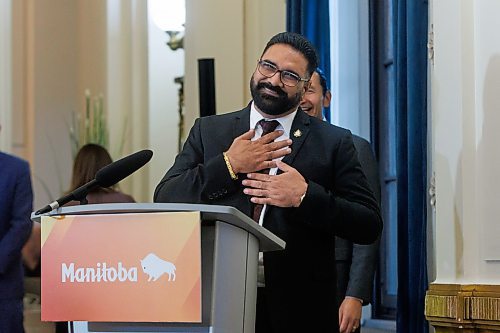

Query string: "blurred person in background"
[[0, 124, 34, 333], [64, 143, 135, 205]]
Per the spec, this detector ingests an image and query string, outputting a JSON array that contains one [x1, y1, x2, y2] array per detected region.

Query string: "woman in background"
[[66, 143, 135, 205], [24, 144, 135, 278]]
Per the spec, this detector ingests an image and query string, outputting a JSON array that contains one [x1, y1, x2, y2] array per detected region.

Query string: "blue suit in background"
[[0, 152, 33, 333]]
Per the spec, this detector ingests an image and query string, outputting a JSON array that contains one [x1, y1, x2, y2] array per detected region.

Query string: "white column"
[[0, 0, 12, 151], [106, 0, 150, 201], [431, 0, 500, 284], [147, 1, 184, 197]]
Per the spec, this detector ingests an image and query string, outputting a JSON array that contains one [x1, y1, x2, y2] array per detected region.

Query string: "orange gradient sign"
[[41, 212, 201, 322]]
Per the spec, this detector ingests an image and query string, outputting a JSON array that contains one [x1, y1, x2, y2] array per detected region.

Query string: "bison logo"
[[140, 253, 176, 282]]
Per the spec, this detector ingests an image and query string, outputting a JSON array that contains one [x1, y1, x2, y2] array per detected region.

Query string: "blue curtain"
[[287, 0, 331, 122], [394, 0, 428, 332]]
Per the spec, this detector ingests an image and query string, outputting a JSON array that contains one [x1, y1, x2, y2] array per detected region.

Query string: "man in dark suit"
[[300, 69, 381, 333], [154, 32, 382, 333], [0, 125, 34, 333]]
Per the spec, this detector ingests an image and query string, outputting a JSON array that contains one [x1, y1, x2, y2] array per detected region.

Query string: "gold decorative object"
[[293, 129, 302, 138], [426, 283, 500, 331], [223, 152, 238, 180], [166, 30, 184, 51], [425, 294, 457, 319]]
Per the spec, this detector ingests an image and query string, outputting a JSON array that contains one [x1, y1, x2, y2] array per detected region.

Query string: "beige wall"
[[183, 0, 286, 133], [6, 0, 150, 208], [26, 0, 79, 207], [431, 0, 500, 284]]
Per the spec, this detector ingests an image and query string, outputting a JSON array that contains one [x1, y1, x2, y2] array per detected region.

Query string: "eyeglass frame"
[[256, 60, 310, 87]]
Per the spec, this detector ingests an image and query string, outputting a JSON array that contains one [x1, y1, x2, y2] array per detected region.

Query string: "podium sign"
[[41, 211, 202, 323]]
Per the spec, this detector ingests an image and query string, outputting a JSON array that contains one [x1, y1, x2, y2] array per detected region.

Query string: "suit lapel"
[[232, 104, 251, 140], [281, 109, 311, 166]]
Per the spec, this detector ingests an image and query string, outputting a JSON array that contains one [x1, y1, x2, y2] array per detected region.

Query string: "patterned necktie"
[[252, 119, 280, 222]]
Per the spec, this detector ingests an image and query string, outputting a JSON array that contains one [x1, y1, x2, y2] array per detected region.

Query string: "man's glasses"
[[256, 60, 310, 87]]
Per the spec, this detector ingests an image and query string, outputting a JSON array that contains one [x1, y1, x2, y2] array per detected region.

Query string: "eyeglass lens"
[[258, 61, 301, 87]]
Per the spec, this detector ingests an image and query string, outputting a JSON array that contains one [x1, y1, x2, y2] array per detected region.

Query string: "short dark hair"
[[315, 68, 329, 97], [262, 32, 319, 77]]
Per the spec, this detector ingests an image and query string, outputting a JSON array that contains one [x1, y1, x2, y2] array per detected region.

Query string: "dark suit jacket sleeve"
[[0, 160, 33, 275], [154, 118, 240, 203], [298, 131, 382, 245], [345, 240, 380, 303], [345, 136, 381, 303]]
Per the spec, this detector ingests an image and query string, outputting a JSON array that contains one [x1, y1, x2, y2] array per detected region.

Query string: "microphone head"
[[95, 149, 153, 188]]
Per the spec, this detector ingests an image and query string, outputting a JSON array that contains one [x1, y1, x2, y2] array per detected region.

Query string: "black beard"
[[250, 78, 301, 116]]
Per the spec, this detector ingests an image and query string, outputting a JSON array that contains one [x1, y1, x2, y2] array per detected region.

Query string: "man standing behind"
[[0, 125, 34, 332], [154, 32, 382, 332], [301, 68, 381, 333]]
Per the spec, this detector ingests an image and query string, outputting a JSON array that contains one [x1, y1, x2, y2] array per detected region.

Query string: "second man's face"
[[250, 44, 310, 117], [300, 72, 330, 120]]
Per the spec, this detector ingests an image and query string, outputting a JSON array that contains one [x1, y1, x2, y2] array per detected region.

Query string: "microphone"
[[35, 149, 153, 215]]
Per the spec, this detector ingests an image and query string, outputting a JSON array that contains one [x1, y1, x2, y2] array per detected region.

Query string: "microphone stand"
[[35, 149, 153, 215], [35, 179, 98, 215]]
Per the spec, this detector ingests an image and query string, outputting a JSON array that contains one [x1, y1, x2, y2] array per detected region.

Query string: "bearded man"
[[154, 32, 382, 333]]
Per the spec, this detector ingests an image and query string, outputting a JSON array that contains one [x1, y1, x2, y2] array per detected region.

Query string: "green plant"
[[69, 89, 109, 159]]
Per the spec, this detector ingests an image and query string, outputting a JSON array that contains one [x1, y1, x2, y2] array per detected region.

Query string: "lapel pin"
[[293, 129, 302, 138]]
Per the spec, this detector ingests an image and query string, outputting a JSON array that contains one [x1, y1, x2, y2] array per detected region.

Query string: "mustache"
[[256, 82, 287, 97]]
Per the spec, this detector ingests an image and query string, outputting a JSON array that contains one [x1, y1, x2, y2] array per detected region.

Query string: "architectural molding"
[[425, 284, 500, 332]]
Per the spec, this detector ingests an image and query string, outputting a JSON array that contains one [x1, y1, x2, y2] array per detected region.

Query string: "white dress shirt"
[[249, 102, 297, 225], [249, 102, 297, 287]]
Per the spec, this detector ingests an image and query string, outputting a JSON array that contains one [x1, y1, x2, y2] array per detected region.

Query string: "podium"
[[32, 203, 285, 333]]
